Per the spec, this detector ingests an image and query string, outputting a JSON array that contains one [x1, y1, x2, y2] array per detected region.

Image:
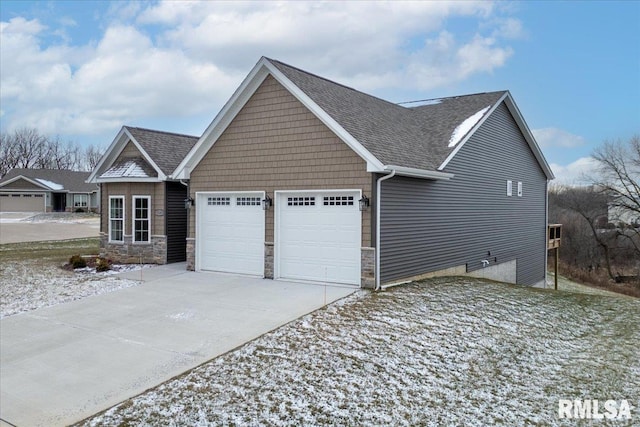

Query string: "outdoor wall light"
[[359, 195, 370, 211], [184, 197, 194, 209], [262, 195, 272, 210]]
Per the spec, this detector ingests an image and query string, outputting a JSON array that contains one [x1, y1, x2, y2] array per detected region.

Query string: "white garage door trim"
[[196, 191, 265, 276], [0, 192, 47, 212], [275, 189, 362, 287]]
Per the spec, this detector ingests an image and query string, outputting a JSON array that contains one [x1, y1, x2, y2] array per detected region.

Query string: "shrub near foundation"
[[69, 255, 87, 269], [95, 257, 111, 272]]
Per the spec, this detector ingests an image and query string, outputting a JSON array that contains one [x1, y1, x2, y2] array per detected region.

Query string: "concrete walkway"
[[0, 264, 355, 426]]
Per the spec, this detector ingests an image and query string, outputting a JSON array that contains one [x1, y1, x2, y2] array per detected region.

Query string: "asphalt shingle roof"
[[125, 127, 199, 175], [268, 58, 506, 171], [0, 169, 97, 192]]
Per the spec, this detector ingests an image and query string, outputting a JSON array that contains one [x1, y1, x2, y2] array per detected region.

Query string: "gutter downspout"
[[375, 170, 396, 291]]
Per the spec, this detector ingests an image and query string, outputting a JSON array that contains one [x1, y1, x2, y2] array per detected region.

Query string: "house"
[[87, 127, 198, 264], [0, 168, 99, 213], [172, 57, 554, 288], [92, 57, 554, 288]]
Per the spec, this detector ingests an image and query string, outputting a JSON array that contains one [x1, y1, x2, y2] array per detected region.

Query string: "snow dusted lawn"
[[0, 238, 144, 318], [79, 278, 640, 426]]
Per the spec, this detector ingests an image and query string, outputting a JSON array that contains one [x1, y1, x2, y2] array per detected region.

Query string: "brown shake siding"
[[100, 182, 165, 236], [1, 179, 45, 190], [119, 141, 144, 158], [189, 75, 372, 246]]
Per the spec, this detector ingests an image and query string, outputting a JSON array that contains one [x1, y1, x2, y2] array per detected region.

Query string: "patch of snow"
[[79, 278, 640, 426], [101, 160, 150, 178], [448, 106, 490, 148], [0, 261, 141, 318], [74, 263, 154, 276], [35, 178, 64, 190]]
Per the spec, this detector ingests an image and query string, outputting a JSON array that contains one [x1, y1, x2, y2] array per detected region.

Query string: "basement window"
[[323, 196, 354, 206], [288, 196, 315, 206], [236, 197, 261, 206], [208, 197, 230, 206]]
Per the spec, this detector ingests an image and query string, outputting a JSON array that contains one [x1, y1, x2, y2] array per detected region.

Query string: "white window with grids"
[[208, 197, 230, 206], [236, 197, 261, 206], [287, 196, 315, 206], [109, 196, 124, 243], [74, 194, 88, 208], [323, 195, 354, 206], [506, 180, 513, 197], [517, 181, 523, 197], [133, 196, 151, 243]]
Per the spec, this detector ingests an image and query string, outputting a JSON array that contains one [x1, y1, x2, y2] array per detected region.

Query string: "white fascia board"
[[264, 61, 385, 172], [437, 92, 555, 181], [87, 127, 166, 182], [122, 128, 167, 180], [384, 165, 454, 180], [94, 177, 163, 184], [172, 57, 386, 179], [438, 92, 507, 172], [172, 58, 272, 180], [87, 127, 129, 183], [0, 175, 51, 190], [502, 94, 555, 180]]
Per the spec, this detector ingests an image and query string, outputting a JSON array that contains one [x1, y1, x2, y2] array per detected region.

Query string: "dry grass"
[[0, 237, 100, 263], [555, 263, 640, 298]]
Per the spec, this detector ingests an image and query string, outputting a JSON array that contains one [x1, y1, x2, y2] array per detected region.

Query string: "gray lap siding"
[[380, 102, 547, 285]]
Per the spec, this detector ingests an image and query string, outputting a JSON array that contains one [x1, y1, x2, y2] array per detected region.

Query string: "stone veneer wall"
[[264, 242, 274, 279], [186, 238, 195, 271], [100, 233, 167, 264], [361, 247, 375, 289]]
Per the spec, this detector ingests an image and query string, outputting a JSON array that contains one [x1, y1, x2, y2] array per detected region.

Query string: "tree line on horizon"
[[0, 128, 105, 178]]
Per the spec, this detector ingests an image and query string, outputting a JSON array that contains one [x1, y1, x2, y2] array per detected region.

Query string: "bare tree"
[[0, 128, 105, 176], [550, 185, 618, 278], [83, 144, 105, 171], [591, 136, 640, 260]]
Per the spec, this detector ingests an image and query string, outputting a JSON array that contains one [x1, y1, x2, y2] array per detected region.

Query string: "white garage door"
[[276, 191, 361, 286], [197, 192, 265, 275], [0, 193, 46, 212]]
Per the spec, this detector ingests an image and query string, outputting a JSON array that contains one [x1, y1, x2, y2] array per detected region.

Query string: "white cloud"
[[1, 1, 523, 140], [532, 127, 586, 148], [550, 157, 599, 185]]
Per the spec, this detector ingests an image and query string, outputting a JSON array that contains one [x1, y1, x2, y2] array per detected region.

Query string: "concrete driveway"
[[0, 264, 355, 426], [0, 212, 99, 244]]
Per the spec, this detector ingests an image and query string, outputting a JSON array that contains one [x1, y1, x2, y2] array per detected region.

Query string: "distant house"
[[0, 168, 99, 213], [87, 127, 198, 264], [92, 57, 554, 288]]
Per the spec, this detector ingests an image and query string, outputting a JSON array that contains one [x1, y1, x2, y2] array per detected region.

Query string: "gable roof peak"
[[123, 125, 199, 139], [264, 57, 407, 112]]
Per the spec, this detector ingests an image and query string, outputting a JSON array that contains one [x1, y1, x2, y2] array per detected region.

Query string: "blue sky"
[[1, 1, 638, 183]]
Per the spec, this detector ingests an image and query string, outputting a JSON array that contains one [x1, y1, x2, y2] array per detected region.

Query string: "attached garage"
[[196, 192, 265, 275], [275, 190, 361, 286], [0, 193, 46, 212]]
